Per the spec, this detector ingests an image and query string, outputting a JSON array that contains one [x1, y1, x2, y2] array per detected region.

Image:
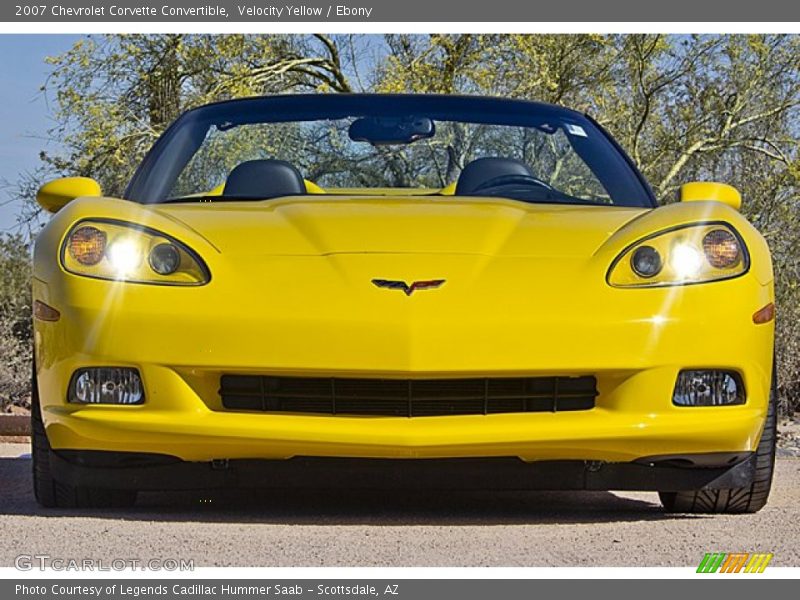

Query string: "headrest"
[[223, 159, 307, 198], [455, 157, 535, 195]]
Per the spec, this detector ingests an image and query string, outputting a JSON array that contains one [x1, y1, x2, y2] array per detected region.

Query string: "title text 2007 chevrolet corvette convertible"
[[31, 94, 775, 512]]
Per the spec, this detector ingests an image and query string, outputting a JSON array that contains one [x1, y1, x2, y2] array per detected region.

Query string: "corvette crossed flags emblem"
[[371, 279, 446, 296]]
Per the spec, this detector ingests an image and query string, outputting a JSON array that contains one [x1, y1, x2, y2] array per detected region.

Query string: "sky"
[[0, 34, 81, 231]]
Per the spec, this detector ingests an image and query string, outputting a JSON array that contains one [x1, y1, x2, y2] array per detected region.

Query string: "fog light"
[[673, 370, 744, 406], [69, 368, 144, 405]]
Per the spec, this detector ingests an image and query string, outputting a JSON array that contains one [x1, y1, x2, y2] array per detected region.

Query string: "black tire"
[[658, 368, 777, 514], [31, 368, 137, 509]]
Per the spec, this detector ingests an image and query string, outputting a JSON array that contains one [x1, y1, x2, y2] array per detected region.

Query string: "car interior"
[[218, 156, 543, 199]]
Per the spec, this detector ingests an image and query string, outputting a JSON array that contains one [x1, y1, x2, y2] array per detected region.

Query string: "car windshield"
[[126, 95, 654, 207]]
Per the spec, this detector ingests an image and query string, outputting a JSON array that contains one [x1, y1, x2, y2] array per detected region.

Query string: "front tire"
[[31, 368, 137, 509], [658, 369, 777, 514]]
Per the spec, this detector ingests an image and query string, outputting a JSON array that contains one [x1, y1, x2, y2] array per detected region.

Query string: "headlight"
[[608, 223, 748, 287], [62, 220, 209, 285]]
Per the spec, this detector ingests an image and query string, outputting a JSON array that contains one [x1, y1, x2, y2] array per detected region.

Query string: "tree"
[[0, 235, 32, 411], [40, 34, 354, 197]]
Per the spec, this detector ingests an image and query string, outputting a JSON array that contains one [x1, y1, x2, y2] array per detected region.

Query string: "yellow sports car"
[[31, 94, 775, 512]]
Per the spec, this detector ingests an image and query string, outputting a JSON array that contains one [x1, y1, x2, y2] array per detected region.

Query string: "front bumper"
[[41, 364, 769, 463], [49, 451, 758, 492], [33, 253, 774, 465]]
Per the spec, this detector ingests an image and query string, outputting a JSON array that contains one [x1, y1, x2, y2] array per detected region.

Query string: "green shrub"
[[0, 234, 32, 411]]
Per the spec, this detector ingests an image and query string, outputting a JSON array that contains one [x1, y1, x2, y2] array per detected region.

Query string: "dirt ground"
[[0, 442, 798, 567]]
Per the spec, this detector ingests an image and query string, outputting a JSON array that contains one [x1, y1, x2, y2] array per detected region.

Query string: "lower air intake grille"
[[220, 375, 597, 417]]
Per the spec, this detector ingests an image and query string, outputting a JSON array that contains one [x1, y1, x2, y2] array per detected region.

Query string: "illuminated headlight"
[[669, 243, 704, 279], [69, 368, 144, 405], [673, 370, 745, 406], [62, 220, 209, 285], [608, 223, 748, 287], [106, 238, 143, 277]]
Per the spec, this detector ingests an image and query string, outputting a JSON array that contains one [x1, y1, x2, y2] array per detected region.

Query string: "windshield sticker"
[[565, 124, 588, 137]]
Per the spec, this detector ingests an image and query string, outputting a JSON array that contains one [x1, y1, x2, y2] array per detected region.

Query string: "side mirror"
[[36, 177, 102, 213], [679, 182, 741, 211]]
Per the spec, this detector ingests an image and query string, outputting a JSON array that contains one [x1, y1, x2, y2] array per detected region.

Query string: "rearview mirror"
[[349, 116, 435, 145], [679, 182, 741, 211], [36, 177, 102, 213]]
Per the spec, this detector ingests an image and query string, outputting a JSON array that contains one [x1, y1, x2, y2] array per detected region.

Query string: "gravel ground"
[[1, 443, 798, 567], [778, 418, 800, 457]]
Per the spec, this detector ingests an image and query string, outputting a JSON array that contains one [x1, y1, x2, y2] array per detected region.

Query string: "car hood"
[[152, 196, 648, 258]]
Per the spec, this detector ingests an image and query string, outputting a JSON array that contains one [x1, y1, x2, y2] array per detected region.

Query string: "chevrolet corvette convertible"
[[31, 94, 776, 512]]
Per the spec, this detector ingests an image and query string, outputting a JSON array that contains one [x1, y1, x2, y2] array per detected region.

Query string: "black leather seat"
[[223, 159, 307, 198], [455, 157, 535, 195]]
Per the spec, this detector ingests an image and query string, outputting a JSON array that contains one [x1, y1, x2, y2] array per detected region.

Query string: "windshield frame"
[[125, 94, 657, 208]]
